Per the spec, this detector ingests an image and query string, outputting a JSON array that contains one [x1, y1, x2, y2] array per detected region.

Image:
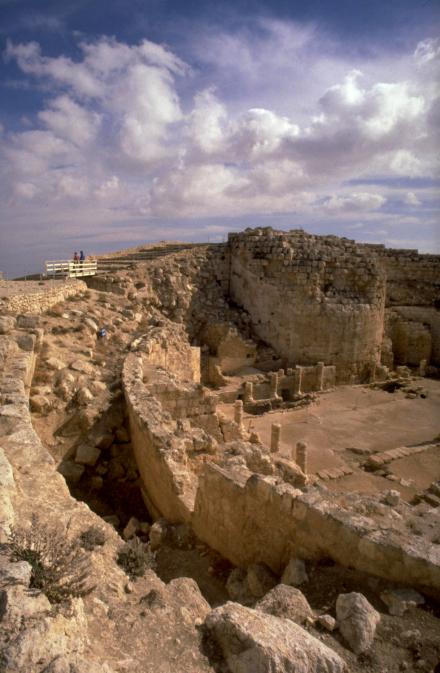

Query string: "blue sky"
[[0, 0, 439, 277]]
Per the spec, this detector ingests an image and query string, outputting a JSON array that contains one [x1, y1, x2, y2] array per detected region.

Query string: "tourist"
[[80, 250, 85, 262], [73, 251, 79, 263]]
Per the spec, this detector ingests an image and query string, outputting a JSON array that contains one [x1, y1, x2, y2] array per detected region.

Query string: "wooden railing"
[[45, 260, 97, 278]]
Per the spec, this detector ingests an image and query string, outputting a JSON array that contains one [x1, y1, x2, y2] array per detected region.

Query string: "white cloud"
[[404, 192, 422, 206], [414, 38, 440, 65], [38, 96, 101, 146], [321, 192, 386, 214], [1, 31, 438, 261]]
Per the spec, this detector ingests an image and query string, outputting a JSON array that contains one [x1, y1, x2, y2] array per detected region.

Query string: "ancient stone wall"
[[0, 279, 87, 314], [228, 229, 386, 383], [192, 462, 440, 595], [122, 319, 440, 595], [141, 319, 201, 383], [386, 306, 440, 367], [373, 247, 440, 308]]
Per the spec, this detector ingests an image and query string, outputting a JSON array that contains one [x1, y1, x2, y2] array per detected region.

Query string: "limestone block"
[[16, 333, 36, 352], [75, 443, 101, 466], [58, 460, 85, 484], [204, 602, 346, 673], [0, 316, 15, 334], [256, 584, 314, 626], [281, 558, 309, 587], [17, 313, 40, 328], [336, 592, 380, 654], [246, 563, 277, 599]]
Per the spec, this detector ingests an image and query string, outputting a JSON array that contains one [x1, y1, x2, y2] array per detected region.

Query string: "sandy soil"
[[218, 379, 440, 501]]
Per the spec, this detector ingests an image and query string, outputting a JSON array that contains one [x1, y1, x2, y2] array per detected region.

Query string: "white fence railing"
[[45, 260, 97, 278]]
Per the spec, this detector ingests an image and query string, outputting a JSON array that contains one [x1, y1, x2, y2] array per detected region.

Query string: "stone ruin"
[[0, 226, 440, 672]]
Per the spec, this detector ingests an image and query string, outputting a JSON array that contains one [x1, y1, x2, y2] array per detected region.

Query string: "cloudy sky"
[[0, 0, 439, 277]]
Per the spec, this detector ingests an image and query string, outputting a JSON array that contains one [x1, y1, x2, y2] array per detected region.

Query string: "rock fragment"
[[336, 592, 380, 654]]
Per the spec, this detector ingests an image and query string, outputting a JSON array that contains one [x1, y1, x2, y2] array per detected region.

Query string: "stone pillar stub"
[[244, 381, 254, 402], [294, 366, 302, 395], [316, 362, 324, 391], [269, 373, 278, 396], [271, 423, 281, 453], [296, 441, 308, 474], [234, 399, 243, 427]]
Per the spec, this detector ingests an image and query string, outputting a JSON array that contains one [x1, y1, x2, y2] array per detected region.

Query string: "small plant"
[[6, 515, 95, 604], [79, 525, 107, 551], [117, 537, 156, 580]]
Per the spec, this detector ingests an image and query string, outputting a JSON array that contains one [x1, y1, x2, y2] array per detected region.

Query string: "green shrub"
[[117, 537, 156, 579], [6, 515, 95, 604]]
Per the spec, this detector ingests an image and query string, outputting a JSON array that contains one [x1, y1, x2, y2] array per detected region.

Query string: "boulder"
[[0, 316, 15, 334], [84, 317, 99, 332], [1, 598, 87, 673], [46, 357, 67, 371], [204, 602, 346, 673], [77, 387, 94, 405], [123, 516, 140, 540], [226, 568, 253, 605], [115, 427, 130, 443], [70, 359, 94, 375], [281, 558, 309, 587], [30, 394, 51, 414], [384, 490, 400, 507], [336, 592, 380, 654], [58, 460, 85, 484], [90, 380, 108, 394], [149, 519, 170, 551], [16, 333, 35, 352], [0, 560, 32, 587], [318, 614, 337, 631], [246, 563, 277, 599], [256, 584, 314, 625], [0, 585, 51, 624], [380, 588, 425, 616]]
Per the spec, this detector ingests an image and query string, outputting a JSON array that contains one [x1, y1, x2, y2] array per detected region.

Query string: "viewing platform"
[[45, 259, 98, 278]]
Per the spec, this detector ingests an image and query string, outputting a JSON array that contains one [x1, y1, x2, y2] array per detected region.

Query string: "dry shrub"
[[6, 515, 95, 604], [117, 537, 156, 579]]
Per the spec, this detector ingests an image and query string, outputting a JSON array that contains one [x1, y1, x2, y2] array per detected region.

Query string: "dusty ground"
[[0, 278, 67, 297]]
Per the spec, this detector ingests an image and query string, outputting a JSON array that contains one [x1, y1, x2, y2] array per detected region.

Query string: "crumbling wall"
[[141, 320, 201, 383], [386, 307, 440, 367], [228, 229, 386, 383], [374, 247, 440, 308], [192, 462, 440, 594], [0, 279, 87, 314]]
